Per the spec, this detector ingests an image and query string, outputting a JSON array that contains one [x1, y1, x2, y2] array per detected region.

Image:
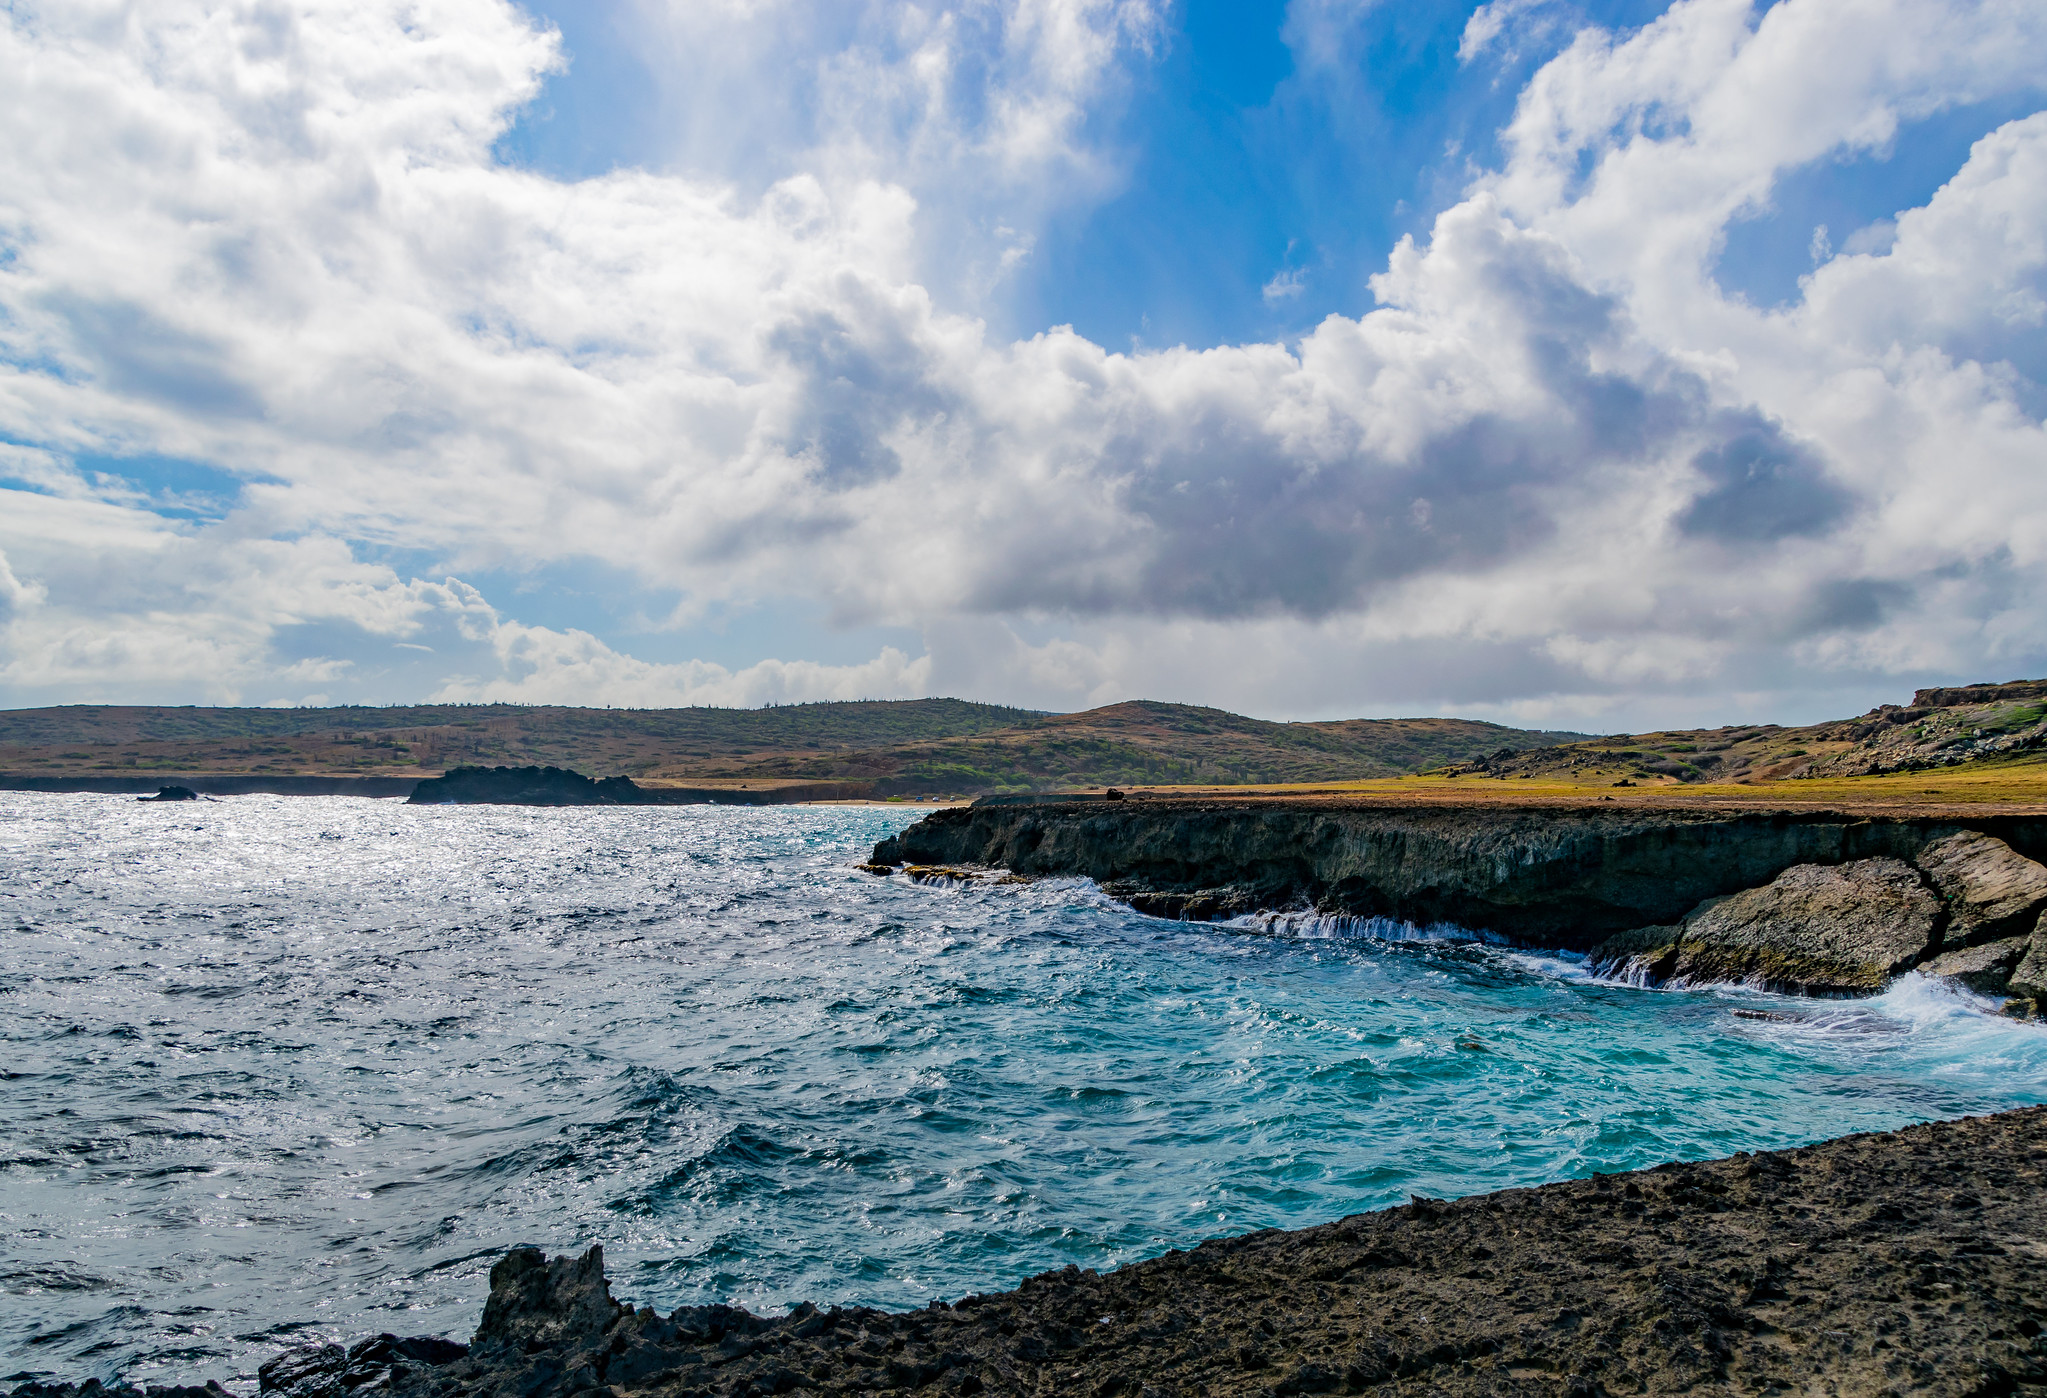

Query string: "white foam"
[[1219, 909, 1506, 944]]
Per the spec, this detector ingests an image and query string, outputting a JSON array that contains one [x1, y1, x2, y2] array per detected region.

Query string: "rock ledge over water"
[[870, 801, 2047, 1009]]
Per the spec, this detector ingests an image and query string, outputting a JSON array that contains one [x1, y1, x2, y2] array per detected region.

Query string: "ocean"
[[5, 794, 2045, 1388]]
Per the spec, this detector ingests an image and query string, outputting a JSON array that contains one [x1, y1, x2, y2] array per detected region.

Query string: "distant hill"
[[1434, 679, 2047, 786], [704, 700, 1598, 792], [0, 697, 1593, 793], [0, 697, 1040, 753]]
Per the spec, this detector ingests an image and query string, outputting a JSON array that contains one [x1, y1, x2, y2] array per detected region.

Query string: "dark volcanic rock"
[[257, 1335, 469, 1398], [408, 765, 647, 806], [870, 800, 2047, 950], [39, 1107, 2040, 1398], [405, 767, 859, 807]]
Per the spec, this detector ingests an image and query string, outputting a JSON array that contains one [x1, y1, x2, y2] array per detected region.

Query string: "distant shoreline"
[[0, 773, 972, 806], [0, 772, 423, 798]]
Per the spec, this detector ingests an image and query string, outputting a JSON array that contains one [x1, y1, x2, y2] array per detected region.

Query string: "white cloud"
[[0, 0, 2043, 724], [432, 623, 933, 707], [1261, 267, 1308, 302], [1458, 0, 1564, 65]]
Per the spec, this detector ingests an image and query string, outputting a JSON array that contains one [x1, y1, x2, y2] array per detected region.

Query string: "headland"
[[869, 787, 2047, 1013]]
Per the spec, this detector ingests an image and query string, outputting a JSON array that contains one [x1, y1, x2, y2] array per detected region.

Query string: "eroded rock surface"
[[1598, 859, 1941, 996], [1924, 937, 2034, 998], [2012, 918, 2047, 1011], [869, 802, 2047, 951], [1915, 832, 2047, 949], [22, 1109, 2043, 1398]]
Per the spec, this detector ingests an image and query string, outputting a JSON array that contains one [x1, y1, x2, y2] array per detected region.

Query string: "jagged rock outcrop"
[[22, 1108, 2046, 1398], [1587, 859, 1939, 996], [5, 1383, 232, 1398], [1915, 831, 2047, 949]]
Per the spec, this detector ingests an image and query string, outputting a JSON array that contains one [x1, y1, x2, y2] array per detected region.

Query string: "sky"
[[0, 0, 2043, 730]]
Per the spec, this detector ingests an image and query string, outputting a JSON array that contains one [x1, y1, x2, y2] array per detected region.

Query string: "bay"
[[3, 794, 2044, 1388]]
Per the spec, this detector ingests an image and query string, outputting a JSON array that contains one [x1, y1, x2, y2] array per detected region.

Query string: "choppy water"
[[5, 794, 2046, 1388]]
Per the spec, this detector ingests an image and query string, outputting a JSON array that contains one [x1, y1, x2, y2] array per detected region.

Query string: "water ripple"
[[2, 793, 2045, 1388]]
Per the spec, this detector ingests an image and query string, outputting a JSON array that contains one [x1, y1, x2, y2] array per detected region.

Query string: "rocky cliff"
[[869, 801, 2047, 1006]]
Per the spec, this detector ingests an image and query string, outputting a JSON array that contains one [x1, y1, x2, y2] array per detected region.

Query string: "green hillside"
[[707, 701, 1598, 792], [0, 697, 1593, 792]]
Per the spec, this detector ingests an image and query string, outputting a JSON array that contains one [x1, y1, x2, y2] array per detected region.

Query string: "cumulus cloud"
[[0, 0, 2042, 724], [1459, 0, 1567, 65], [433, 624, 933, 707]]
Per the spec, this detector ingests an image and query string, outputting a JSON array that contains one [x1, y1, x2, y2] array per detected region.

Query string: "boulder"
[[1912, 831, 2047, 948], [1922, 937, 2030, 998], [1588, 859, 1938, 996], [2008, 910, 2047, 1016]]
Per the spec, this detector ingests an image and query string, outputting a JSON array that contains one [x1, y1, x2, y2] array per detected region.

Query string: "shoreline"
[[872, 797, 2047, 1010], [0, 775, 971, 806], [14, 1107, 2045, 1398]]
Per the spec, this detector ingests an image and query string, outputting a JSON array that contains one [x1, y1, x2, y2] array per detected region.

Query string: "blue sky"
[[495, 0, 2004, 348], [0, 0, 2044, 726]]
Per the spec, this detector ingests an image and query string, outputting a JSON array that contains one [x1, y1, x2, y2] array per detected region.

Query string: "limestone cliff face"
[[870, 801, 2047, 950]]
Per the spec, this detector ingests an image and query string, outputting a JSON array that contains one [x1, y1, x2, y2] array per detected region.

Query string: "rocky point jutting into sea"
[[869, 797, 2047, 1012]]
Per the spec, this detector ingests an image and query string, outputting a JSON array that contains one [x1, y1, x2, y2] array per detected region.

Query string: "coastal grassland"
[[1053, 748, 2047, 812]]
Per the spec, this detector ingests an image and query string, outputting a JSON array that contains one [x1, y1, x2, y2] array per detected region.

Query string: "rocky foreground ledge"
[[16, 1109, 2047, 1398], [870, 801, 2047, 1011]]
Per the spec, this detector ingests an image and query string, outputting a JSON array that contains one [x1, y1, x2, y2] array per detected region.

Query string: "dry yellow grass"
[[1074, 751, 2047, 815]]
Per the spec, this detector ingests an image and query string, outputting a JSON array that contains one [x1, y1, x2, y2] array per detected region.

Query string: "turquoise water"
[[4, 795, 2046, 1388]]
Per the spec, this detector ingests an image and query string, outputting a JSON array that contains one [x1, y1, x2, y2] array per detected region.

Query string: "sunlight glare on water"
[[3, 794, 2045, 1387]]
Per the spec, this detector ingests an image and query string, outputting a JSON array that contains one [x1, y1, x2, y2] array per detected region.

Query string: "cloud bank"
[[0, 0, 2042, 726]]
